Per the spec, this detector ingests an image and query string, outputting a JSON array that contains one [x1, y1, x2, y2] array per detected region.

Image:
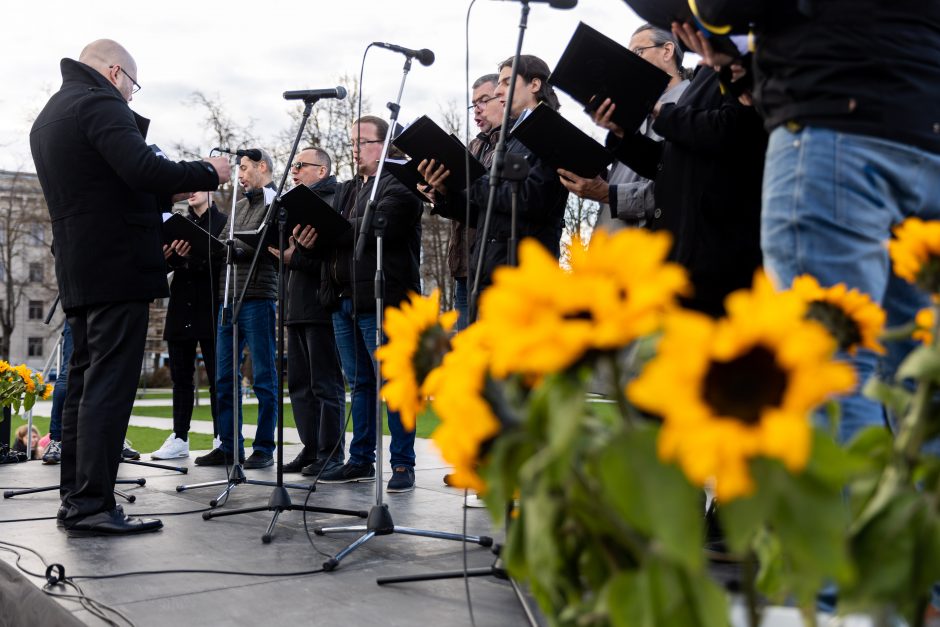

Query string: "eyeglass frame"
[[351, 138, 383, 148], [468, 95, 497, 111], [108, 64, 141, 94], [291, 161, 325, 171], [632, 43, 667, 56]]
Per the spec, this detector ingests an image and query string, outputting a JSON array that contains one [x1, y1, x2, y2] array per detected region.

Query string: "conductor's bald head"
[[79, 39, 138, 102]]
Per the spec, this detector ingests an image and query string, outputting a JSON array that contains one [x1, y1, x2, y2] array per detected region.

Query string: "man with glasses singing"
[[316, 116, 423, 492], [196, 150, 280, 470], [266, 147, 346, 477], [30, 39, 229, 536]]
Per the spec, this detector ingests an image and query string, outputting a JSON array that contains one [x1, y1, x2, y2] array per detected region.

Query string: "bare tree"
[[561, 194, 600, 267], [0, 170, 58, 361]]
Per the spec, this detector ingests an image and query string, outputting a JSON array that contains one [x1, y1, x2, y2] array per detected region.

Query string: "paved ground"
[[0, 438, 540, 626]]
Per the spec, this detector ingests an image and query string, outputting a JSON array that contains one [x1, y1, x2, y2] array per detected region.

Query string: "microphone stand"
[[314, 52, 494, 570], [377, 5, 540, 625], [180, 101, 366, 543]]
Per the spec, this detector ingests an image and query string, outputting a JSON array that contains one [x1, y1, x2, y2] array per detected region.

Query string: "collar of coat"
[[59, 58, 150, 138]]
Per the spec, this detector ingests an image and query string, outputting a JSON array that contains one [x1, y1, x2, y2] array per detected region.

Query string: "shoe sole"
[[42, 460, 61, 465], [318, 476, 376, 484], [151, 453, 189, 460], [66, 524, 163, 538], [386, 485, 415, 493], [243, 462, 274, 469]]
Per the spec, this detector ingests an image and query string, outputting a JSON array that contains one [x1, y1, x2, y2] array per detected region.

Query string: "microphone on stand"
[[372, 42, 435, 66], [492, 0, 577, 7], [213, 147, 263, 161], [282, 86, 348, 102]]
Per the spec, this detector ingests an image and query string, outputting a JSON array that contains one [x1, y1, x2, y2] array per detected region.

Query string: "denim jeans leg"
[[243, 299, 277, 455], [215, 304, 246, 456], [454, 277, 469, 331], [333, 299, 377, 466], [49, 321, 73, 442]]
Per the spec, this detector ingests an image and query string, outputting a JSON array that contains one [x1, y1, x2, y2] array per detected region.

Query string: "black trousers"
[[61, 301, 148, 521], [168, 336, 218, 440], [286, 323, 345, 462]]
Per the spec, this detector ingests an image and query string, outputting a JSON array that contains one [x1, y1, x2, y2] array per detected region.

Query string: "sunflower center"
[[702, 345, 788, 425], [412, 325, 451, 384], [916, 257, 940, 295], [806, 301, 862, 353], [563, 309, 594, 321]]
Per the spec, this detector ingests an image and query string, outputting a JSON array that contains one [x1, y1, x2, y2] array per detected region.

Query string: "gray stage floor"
[[0, 439, 539, 626]]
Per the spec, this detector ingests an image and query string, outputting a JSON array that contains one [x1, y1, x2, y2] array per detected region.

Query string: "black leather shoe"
[[302, 457, 343, 477], [65, 508, 162, 538], [243, 450, 274, 469], [194, 448, 244, 466], [56, 506, 67, 528], [282, 452, 315, 473]]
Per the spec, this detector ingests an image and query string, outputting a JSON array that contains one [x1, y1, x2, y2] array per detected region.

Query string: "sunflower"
[[888, 217, 940, 293], [627, 271, 856, 501], [424, 323, 501, 492], [789, 275, 885, 354], [42, 383, 53, 400], [478, 229, 688, 378], [913, 307, 936, 346], [376, 289, 458, 432]]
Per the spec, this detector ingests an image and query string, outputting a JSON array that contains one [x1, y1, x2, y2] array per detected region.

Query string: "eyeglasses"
[[632, 43, 665, 56], [468, 96, 497, 111], [108, 65, 141, 94], [291, 161, 325, 171], [351, 139, 383, 148]]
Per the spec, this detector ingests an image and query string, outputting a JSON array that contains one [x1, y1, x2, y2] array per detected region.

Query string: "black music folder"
[[384, 159, 432, 202], [392, 116, 487, 192], [235, 183, 350, 250], [620, 0, 750, 44], [549, 22, 670, 135], [162, 212, 224, 260], [510, 104, 613, 179]]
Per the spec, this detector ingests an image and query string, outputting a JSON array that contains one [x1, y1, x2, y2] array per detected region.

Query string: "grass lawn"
[[132, 403, 441, 439], [10, 415, 247, 454]]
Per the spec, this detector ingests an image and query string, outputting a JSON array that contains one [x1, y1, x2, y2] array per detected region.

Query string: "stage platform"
[[0, 439, 539, 626]]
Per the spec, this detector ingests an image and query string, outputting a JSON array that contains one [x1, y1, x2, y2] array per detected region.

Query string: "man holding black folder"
[[154, 191, 226, 460], [195, 151, 279, 470], [266, 147, 346, 476], [558, 25, 690, 231], [420, 55, 568, 299]]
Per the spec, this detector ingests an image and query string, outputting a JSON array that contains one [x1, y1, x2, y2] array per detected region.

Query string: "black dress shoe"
[[244, 450, 274, 469], [282, 452, 316, 473], [65, 508, 162, 538], [194, 448, 244, 466], [56, 506, 67, 528], [302, 457, 343, 477]]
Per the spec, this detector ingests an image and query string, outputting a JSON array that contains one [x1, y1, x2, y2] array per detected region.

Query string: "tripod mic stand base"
[[200, 484, 368, 544], [313, 504, 494, 571]]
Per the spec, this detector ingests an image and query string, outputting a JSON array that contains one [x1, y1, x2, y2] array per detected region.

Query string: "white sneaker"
[[151, 434, 189, 460], [463, 493, 486, 508]]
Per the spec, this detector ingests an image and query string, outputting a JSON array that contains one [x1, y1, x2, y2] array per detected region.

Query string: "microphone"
[[371, 42, 435, 66], [492, 0, 577, 7], [282, 86, 347, 101], [214, 147, 263, 161]]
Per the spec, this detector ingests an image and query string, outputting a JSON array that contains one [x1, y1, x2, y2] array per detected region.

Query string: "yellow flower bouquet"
[[380, 224, 939, 626], [0, 361, 52, 415]]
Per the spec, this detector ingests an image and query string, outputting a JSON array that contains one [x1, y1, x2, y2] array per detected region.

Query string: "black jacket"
[[612, 68, 766, 316], [329, 171, 423, 312], [220, 185, 278, 301], [285, 176, 337, 325], [164, 203, 227, 340], [30, 59, 220, 310], [697, 0, 940, 154], [433, 129, 568, 292]]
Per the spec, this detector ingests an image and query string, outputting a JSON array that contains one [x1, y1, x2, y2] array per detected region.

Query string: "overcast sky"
[[1, 0, 648, 173]]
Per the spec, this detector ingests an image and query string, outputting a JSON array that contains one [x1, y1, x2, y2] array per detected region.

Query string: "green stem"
[[609, 350, 637, 427], [742, 551, 761, 627]]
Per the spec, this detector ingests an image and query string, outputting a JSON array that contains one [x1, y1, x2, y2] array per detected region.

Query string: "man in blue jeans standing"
[[195, 150, 278, 469], [688, 0, 940, 444], [318, 116, 423, 492]]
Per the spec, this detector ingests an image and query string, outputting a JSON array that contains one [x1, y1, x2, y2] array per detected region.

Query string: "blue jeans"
[[215, 299, 277, 456], [49, 322, 73, 442], [333, 297, 415, 468], [454, 277, 469, 331], [762, 126, 940, 445]]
